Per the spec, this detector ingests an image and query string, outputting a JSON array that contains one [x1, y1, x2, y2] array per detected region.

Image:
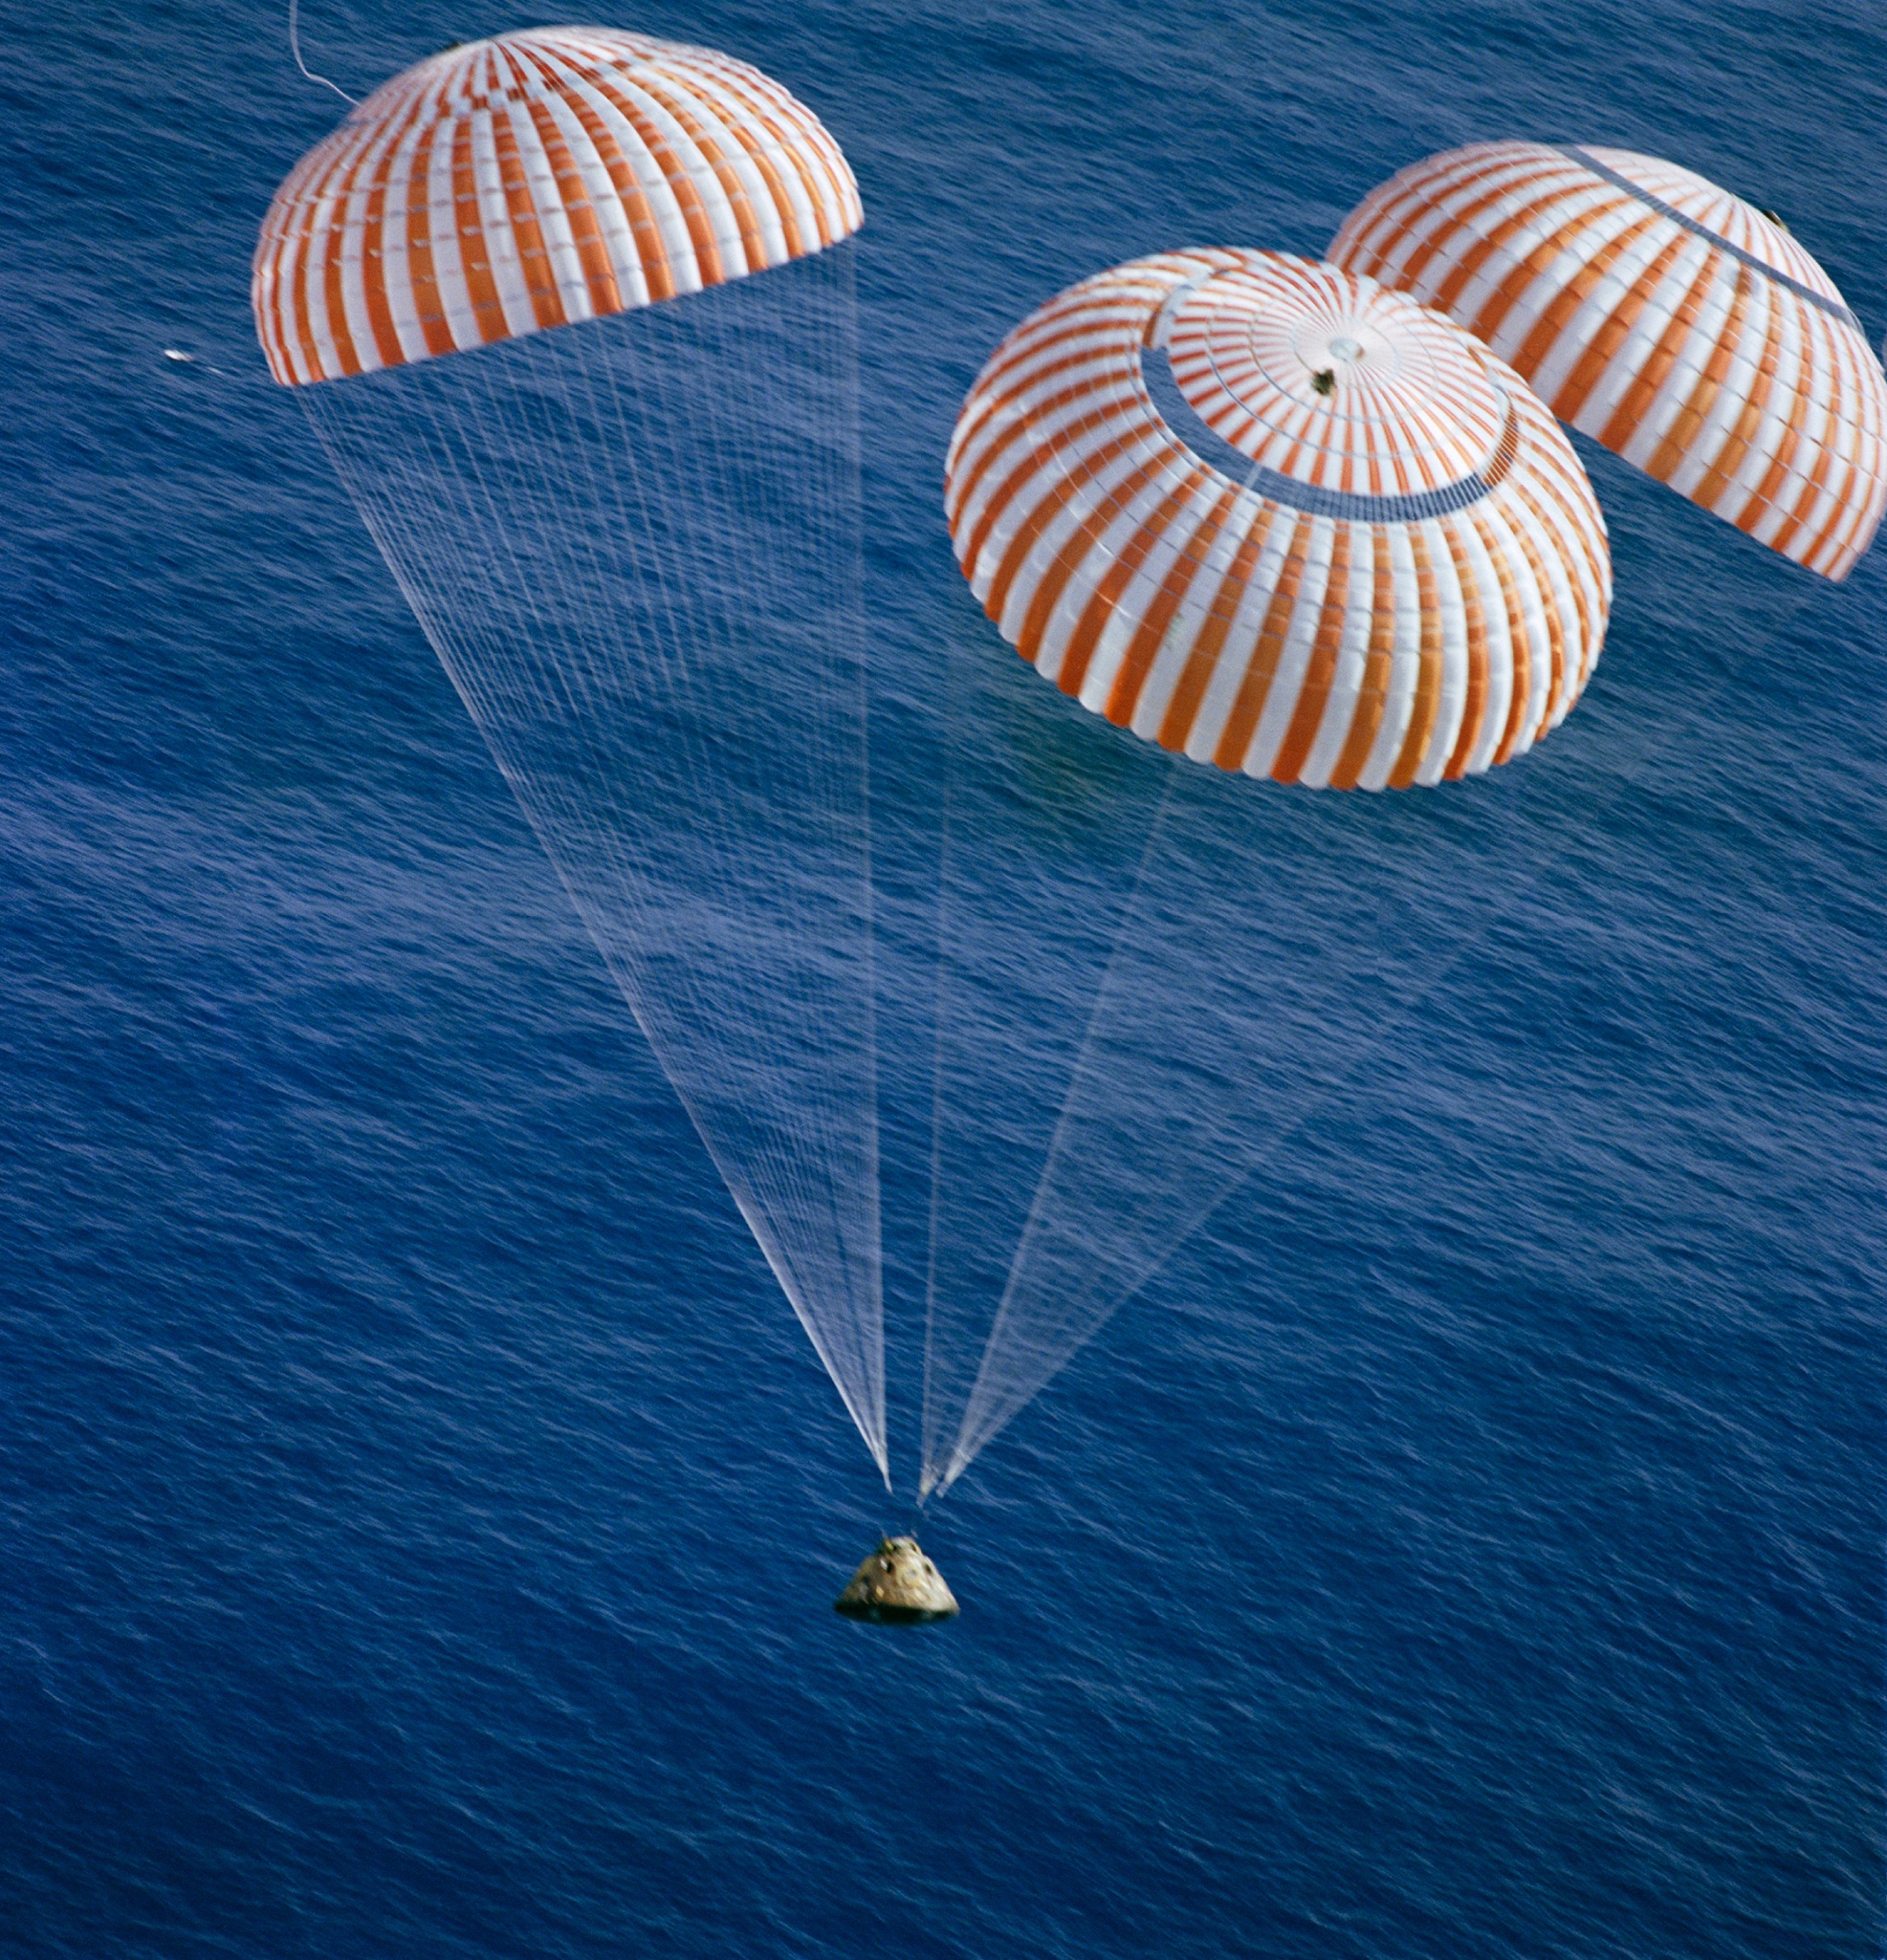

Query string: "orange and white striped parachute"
[[254, 26, 862, 386], [945, 251, 1611, 789], [250, 34, 889, 1479], [1329, 142, 1887, 581]]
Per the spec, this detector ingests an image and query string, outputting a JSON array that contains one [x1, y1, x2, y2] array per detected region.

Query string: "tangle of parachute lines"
[[926, 552, 1821, 1497], [258, 31, 889, 1478]]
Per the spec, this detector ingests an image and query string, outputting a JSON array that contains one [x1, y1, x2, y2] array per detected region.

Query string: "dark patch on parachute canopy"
[[1757, 207, 1791, 232], [835, 1536, 959, 1624], [1311, 367, 1337, 396], [953, 634, 1168, 854]]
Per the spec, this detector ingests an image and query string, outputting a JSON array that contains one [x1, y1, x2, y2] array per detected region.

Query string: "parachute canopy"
[[254, 26, 863, 386], [1329, 142, 1887, 581], [944, 251, 1611, 790]]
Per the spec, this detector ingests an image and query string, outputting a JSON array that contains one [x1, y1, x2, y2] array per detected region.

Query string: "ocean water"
[[2, 0, 1884, 1954]]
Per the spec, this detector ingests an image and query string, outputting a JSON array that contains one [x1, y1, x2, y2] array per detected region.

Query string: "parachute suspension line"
[[917, 631, 968, 1494], [337, 283, 885, 1474], [580, 255, 881, 1475], [300, 249, 886, 1481], [914, 616, 1180, 1496], [812, 244, 883, 1467], [287, 0, 357, 104], [993, 763, 1182, 1288], [924, 761, 1181, 1498], [656, 259, 879, 1465], [927, 570, 1825, 1496], [735, 249, 878, 1435], [617, 249, 881, 1464]]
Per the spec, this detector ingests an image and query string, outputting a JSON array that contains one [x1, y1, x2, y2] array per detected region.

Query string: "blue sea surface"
[[2, 1, 1884, 1955]]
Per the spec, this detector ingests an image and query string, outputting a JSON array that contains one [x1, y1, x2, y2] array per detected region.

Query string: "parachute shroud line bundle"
[[257, 28, 889, 1479]]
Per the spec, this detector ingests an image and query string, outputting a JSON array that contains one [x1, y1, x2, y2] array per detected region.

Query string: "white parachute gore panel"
[[1330, 141, 1887, 580], [254, 26, 863, 385], [944, 250, 1611, 788]]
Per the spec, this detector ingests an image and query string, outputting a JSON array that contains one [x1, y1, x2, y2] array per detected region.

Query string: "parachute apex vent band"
[[1142, 349, 1520, 525], [1557, 145, 1862, 330]]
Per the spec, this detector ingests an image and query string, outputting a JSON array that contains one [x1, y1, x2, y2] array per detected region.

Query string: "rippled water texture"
[[2, 1, 1883, 1954]]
